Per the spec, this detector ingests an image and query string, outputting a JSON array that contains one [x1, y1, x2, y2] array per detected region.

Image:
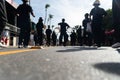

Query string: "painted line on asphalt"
[[0, 49, 37, 56]]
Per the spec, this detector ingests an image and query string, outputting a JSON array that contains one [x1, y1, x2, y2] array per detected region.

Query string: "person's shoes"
[[112, 42, 120, 48], [18, 45, 23, 48], [23, 45, 28, 48]]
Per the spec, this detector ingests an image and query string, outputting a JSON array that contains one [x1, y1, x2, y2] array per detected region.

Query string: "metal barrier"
[[5, 23, 20, 34]]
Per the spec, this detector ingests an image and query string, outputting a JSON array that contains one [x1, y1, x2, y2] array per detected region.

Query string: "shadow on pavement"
[[56, 46, 107, 53], [94, 62, 120, 75]]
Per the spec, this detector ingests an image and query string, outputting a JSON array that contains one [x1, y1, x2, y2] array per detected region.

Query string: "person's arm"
[[29, 6, 35, 17], [90, 9, 94, 20], [66, 23, 70, 29], [31, 11, 35, 17]]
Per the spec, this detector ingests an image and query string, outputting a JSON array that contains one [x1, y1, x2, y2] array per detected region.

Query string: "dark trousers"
[[38, 33, 43, 46], [18, 29, 30, 46], [46, 35, 51, 46], [87, 32, 93, 46], [59, 32, 67, 46], [92, 23, 102, 46]]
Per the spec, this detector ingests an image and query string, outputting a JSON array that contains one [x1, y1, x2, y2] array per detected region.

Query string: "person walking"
[[46, 25, 52, 46], [0, 0, 7, 47], [70, 30, 77, 46], [90, 0, 107, 47], [82, 13, 92, 46], [52, 31, 57, 46], [77, 26, 83, 46], [58, 18, 70, 46], [36, 17, 44, 46], [17, 0, 35, 48]]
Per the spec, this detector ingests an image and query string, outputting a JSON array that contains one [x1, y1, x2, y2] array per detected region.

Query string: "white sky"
[[15, 0, 112, 27]]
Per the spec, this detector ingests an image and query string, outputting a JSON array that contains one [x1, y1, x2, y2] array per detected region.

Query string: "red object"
[[105, 29, 115, 35]]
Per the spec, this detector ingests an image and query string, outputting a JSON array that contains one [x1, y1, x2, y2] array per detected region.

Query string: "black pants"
[[46, 35, 51, 46], [92, 23, 103, 47], [59, 32, 68, 46], [37, 32, 43, 46], [18, 29, 30, 46]]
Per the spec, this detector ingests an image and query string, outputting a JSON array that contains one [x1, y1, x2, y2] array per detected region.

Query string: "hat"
[[93, 0, 100, 5]]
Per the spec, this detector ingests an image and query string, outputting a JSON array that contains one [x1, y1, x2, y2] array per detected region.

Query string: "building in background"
[[4, 0, 19, 46]]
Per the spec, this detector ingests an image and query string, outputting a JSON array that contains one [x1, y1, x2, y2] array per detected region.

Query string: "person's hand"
[[33, 15, 35, 17]]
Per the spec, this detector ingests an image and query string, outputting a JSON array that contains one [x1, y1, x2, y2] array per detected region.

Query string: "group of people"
[[77, 0, 107, 47], [0, 0, 120, 48], [65, 0, 107, 47]]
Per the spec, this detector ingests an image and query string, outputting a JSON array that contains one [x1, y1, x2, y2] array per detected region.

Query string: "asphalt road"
[[0, 46, 120, 80]]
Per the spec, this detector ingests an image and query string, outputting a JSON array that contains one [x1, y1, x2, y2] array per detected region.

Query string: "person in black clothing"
[[70, 30, 77, 46], [77, 26, 82, 46], [111, 0, 120, 48], [82, 13, 92, 46], [58, 18, 70, 46], [46, 25, 52, 46], [0, 0, 7, 40], [36, 17, 44, 46], [90, 0, 107, 47], [52, 31, 57, 46], [17, 0, 35, 48], [34, 31, 38, 46]]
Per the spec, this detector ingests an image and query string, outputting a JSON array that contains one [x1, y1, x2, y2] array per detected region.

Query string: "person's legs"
[[18, 29, 25, 48], [59, 33, 63, 45], [23, 30, 30, 47]]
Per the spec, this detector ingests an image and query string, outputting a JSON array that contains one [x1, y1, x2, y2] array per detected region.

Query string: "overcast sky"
[[14, 0, 112, 27]]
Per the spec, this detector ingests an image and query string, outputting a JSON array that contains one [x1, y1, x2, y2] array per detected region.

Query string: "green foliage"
[[103, 9, 113, 30]]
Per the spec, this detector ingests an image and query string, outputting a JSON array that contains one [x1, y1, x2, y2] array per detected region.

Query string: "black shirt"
[[58, 22, 70, 33], [90, 7, 107, 23], [17, 3, 32, 19]]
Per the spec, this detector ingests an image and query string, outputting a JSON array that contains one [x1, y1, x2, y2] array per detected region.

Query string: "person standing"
[[46, 25, 52, 46], [77, 26, 83, 46], [17, 0, 35, 48], [36, 17, 44, 46], [70, 30, 77, 46], [90, 0, 107, 47], [52, 31, 57, 46], [112, 0, 120, 48], [58, 18, 70, 46], [0, 0, 7, 47], [82, 13, 92, 46]]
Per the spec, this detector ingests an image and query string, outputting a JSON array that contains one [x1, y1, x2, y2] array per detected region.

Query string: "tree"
[[44, 4, 50, 25], [103, 9, 112, 30]]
